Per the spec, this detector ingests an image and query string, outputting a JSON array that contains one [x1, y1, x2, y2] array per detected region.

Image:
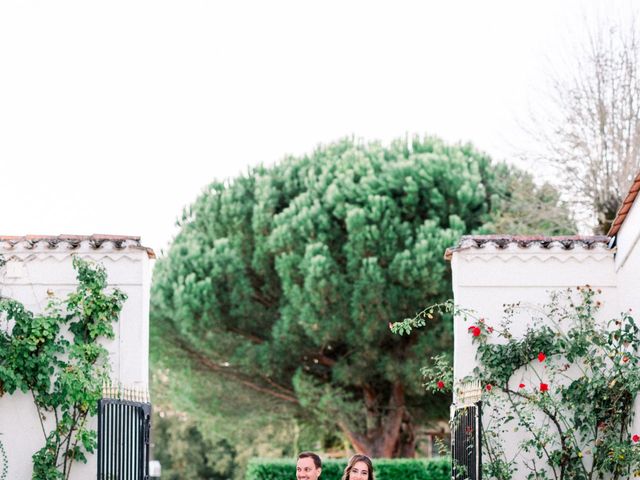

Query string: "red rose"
[[485, 384, 492, 391], [437, 381, 445, 390], [538, 352, 546, 362], [519, 383, 525, 388], [540, 383, 549, 392], [633, 434, 640, 443], [468, 326, 481, 337]]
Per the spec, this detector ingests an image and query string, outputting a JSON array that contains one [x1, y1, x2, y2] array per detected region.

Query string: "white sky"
[[0, 0, 633, 255]]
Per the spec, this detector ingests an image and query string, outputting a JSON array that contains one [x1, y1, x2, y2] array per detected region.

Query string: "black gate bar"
[[97, 398, 151, 480], [451, 402, 482, 480]]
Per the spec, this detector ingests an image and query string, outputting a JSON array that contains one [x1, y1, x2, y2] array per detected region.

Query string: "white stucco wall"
[[449, 178, 640, 475], [452, 240, 616, 383], [450, 238, 618, 473], [0, 237, 152, 480], [612, 197, 640, 442], [615, 193, 640, 314]]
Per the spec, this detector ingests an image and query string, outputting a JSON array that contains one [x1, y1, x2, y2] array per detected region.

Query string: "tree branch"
[[337, 420, 369, 455], [174, 337, 300, 404]]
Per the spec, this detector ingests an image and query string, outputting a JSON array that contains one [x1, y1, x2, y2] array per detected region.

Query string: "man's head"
[[296, 452, 322, 480]]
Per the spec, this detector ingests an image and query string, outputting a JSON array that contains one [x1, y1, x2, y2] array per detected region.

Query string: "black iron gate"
[[97, 397, 151, 480], [451, 402, 481, 480]]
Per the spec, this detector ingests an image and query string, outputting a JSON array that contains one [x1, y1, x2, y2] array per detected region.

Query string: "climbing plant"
[[0, 434, 6, 480], [0, 255, 6, 480], [393, 287, 640, 480], [0, 257, 126, 480]]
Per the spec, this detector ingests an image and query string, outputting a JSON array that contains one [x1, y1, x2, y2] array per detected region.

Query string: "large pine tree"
[[151, 136, 573, 457]]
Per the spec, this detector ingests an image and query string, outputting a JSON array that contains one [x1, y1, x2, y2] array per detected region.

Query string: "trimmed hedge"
[[246, 457, 450, 480]]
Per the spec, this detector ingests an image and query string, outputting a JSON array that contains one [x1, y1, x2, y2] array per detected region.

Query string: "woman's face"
[[349, 461, 369, 480]]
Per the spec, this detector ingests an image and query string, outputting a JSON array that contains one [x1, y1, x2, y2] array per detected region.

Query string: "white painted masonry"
[[448, 173, 640, 474], [615, 189, 640, 313], [448, 237, 628, 471], [450, 237, 616, 383], [0, 235, 153, 480]]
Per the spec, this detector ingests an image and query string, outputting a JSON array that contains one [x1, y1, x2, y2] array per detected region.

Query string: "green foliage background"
[[153, 414, 238, 480], [151, 135, 574, 467], [245, 457, 450, 480]]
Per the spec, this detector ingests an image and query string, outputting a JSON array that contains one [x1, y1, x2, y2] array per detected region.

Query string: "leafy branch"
[[0, 257, 126, 479], [405, 287, 640, 479]]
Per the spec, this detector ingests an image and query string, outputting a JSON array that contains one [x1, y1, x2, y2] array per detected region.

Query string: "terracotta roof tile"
[[618, 203, 632, 216], [0, 234, 155, 259], [608, 172, 640, 237], [444, 235, 611, 261]]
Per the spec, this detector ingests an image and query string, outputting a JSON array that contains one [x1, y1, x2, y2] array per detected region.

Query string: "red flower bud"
[[519, 383, 525, 388], [437, 381, 445, 390], [468, 326, 481, 337], [485, 384, 492, 391], [539, 383, 549, 392], [537, 352, 546, 362], [633, 434, 640, 443]]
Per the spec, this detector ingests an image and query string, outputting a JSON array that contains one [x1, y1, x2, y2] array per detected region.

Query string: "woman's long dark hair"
[[340, 454, 375, 480]]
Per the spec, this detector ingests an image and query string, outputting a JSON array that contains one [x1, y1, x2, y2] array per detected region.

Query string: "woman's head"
[[341, 454, 374, 480]]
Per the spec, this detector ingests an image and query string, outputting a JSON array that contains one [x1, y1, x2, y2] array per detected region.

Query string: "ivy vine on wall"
[[0, 256, 126, 480], [0, 434, 7, 480], [0, 253, 5, 480], [393, 287, 640, 480]]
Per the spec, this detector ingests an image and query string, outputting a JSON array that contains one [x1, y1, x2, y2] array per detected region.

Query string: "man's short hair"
[[298, 451, 322, 469]]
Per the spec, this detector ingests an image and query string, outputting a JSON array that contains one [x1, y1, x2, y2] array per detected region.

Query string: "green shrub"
[[246, 457, 450, 480], [422, 458, 450, 480]]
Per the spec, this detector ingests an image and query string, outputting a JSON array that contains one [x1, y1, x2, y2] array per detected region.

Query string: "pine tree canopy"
[[151, 136, 574, 457]]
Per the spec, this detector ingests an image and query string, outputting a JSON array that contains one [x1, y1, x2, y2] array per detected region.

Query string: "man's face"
[[296, 457, 321, 480]]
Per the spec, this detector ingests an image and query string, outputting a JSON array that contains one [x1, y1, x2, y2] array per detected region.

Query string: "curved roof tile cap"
[[444, 235, 611, 261], [0, 234, 156, 259], [608, 171, 640, 237]]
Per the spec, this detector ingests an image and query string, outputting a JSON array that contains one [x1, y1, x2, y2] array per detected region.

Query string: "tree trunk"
[[337, 381, 417, 458]]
